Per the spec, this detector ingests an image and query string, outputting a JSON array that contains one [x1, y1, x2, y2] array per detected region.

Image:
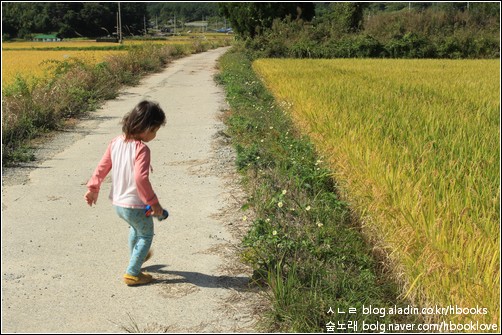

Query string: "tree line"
[[1, 2, 223, 39], [219, 2, 500, 59], [2, 2, 499, 58], [2, 2, 149, 39]]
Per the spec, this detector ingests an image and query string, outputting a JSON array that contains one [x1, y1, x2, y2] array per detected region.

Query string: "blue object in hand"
[[145, 205, 169, 221]]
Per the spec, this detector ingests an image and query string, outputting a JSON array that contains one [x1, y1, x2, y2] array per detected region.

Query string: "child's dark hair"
[[122, 100, 166, 140]]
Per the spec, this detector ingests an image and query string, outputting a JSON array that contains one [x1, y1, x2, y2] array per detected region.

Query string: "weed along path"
[[2, 46, 263, 332]]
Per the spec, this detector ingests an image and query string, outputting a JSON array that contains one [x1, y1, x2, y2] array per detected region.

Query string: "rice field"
[[252, 58, 500, 325], [1, 35, 231, 87], [1, 40, 126, 87], [1, 40, 122, 49], [1, 49, 127, 87]]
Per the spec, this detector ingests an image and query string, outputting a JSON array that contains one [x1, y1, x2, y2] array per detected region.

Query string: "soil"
[[1, 47, 267, 333]]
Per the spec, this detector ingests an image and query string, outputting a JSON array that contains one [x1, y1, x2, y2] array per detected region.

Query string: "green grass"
[[215, 47, 422, 332]]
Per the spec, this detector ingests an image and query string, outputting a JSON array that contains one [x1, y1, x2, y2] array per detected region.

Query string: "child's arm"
[[135, 143, 162, 213], [84, 143, 112, 206]]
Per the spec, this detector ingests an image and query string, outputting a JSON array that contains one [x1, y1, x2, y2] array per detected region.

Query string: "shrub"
[[239, 6, 499, 60]]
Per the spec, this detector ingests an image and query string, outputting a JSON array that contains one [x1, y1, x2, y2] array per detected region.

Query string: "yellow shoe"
[[123, 272, 153, 286]]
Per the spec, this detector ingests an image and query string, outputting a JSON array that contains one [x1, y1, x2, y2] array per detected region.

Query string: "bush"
[[352, 34, 386, 57], [385, 32, 436, 58], [239, 7, 499, 60]]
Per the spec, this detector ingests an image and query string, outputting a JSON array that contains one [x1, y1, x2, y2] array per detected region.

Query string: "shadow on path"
[[143, 264, 252, 291]]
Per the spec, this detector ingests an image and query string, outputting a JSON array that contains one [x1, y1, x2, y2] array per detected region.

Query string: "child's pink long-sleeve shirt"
[[87, 135, 159, 208]]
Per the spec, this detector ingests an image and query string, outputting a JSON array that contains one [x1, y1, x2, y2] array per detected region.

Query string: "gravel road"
[[1, 46, 264, 333]]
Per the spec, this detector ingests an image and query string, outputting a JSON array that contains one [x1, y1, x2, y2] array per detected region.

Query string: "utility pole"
[[118, 2, 123, 43]]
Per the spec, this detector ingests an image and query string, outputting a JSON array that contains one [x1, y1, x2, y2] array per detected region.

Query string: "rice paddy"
[[2, 49, 127, 87], [1, 35, 231, 87], [252, 58, 500, 325]]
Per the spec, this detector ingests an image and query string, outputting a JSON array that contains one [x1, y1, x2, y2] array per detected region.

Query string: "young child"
[[84, 100, 167, 286]]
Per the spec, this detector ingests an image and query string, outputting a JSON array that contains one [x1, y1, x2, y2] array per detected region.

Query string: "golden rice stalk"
[[253, 58, 500, 326]]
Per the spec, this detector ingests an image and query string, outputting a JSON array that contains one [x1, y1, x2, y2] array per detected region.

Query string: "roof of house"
[[33, 34, 59, 39]]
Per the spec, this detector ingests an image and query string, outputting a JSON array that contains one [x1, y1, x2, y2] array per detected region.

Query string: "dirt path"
[[1, 47, 264, 333]]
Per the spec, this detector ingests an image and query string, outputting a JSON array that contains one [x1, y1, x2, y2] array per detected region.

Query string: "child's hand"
[[84, 190, 99, 206], [150, 203, 164, 216]]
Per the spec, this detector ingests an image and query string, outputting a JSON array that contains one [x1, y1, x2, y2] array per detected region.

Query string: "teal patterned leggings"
[[114, 206, 154, 276]]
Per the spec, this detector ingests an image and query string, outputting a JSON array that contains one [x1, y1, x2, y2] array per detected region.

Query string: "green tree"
[[80, 3, 114, 37], [48, 2, 84, 37], [219, 2, 314, 38], [120, 2, 148, 36], [148, 2, 219, 24], [325, 2, 369, 33], [1, 2, 49, 38], [1, 2, 147, 39]]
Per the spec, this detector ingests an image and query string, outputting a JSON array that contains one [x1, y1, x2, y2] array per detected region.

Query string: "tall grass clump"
[[252, 58, 500, 327], [216, 48, 421, 332]]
